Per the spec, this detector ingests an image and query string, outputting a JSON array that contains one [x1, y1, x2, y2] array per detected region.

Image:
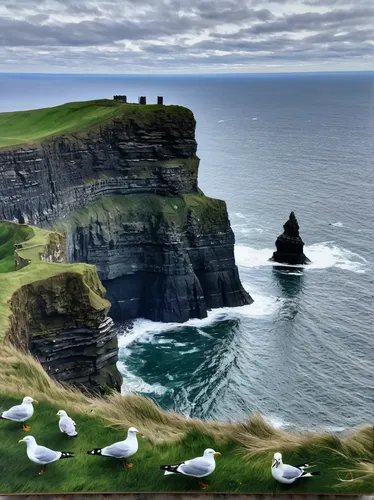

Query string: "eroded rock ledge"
[[0, 222, 122, 393]]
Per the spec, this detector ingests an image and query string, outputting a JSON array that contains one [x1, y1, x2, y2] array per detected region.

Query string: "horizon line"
[[0, 69, 373, 77]]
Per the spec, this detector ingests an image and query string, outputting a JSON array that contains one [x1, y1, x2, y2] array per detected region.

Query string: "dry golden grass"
[[0, 344, 235, 442], [1, 343, 372, 457], [235, 413, 326, 455], [324, 425, 374, 488], [0, 345, 373, 493], [339, 460, 374, 486]]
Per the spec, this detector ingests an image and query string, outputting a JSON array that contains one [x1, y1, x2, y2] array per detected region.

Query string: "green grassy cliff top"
[[0, 222, 34, 273], [0, 383, 372, 494], [0, 99, 192, 148], [0, 221, 109, 338]]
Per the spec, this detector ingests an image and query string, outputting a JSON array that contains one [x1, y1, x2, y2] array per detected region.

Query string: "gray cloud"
[[0, 0, 373, 72], [246, 7, 374, 35]]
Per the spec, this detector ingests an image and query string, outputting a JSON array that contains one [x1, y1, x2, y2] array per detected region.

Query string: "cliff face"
[[0, 101, 252, 323], [0, 106, 197, 225], [57, 194, 251, 323], [0, 222, 122, 393]]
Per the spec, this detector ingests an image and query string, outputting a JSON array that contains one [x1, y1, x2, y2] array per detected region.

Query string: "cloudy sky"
[[0, 0, 373, 73]]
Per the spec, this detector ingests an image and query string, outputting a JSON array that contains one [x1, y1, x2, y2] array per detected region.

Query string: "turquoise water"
[[1, 72, 373, 430]]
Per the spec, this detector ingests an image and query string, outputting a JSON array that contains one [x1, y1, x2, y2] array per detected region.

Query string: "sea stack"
[[271, 212, 310, 265]]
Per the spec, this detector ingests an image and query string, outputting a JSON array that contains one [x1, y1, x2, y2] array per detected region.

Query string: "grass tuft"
[[236, 413, 324, 455]]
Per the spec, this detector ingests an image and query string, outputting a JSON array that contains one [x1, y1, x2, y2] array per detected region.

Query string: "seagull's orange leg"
[[123, 459, 134, 469], [39, 465, 45, 475], [22, 423, 31, 432], [199, 480, 208, 489]]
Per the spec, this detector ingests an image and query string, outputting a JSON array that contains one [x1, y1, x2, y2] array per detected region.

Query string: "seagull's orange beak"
[[137, 431, 145, 438], [33, 399, 39, 404], [214, 452, 222, 456]]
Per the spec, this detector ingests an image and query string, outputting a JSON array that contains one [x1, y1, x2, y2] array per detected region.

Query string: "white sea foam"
[[330, 221, 344, 227], [181, 347, 199, 355], [218, 119, 225, 123], [235, 242, 367, 273], [252, 117, 258, 121], [232, 224, 264, 235], [263, 414, 288, 429], [118, 285, 282, 349], [118, 361, 168, 396], [196, 329, 214, 339], [321, 425, 346, 433]]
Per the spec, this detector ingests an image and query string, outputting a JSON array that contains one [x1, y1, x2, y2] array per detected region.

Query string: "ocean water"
[[1, 72, 373, 431]]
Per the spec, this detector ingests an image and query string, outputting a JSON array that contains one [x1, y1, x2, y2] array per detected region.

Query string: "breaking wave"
[[235, 242, 368, 274], [118, 285, 282, 350], [118, 361, 168, 396]]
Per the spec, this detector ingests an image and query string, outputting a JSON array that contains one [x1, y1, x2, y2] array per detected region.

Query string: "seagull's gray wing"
[[179, 458, 213, 476], [2, 404, 28, 421], [34, 446, 60, 464], [282, 465, 302, 480], [60, 416, 76, 434], [103, 441, 131, 458]]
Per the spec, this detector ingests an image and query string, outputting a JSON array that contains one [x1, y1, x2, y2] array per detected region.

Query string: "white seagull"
[[56, 410, 78, 437], [19, 435, 74, 475], [87, 426, 144, 468], [271, 452, 320, 484], [160, 448, 221, 489], [1, 396, 38, 431]]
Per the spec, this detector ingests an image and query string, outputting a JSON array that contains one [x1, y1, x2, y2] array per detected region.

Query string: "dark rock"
[[65, 195, 252, 323], [0, 106, 252, 325], [7, 265, 122, 395], [0, 109, 198, 225], [271, 212, 311, 265], [29, 317, 122, 394]]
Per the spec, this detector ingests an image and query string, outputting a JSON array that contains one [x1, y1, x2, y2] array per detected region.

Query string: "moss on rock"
[[0, 221, 122, 395], [0, 222, 110, 340], [53, 192, 228, 231]]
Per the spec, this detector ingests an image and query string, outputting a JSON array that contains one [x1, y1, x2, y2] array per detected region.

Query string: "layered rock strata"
[[1, 222, 122, 393], [0, 106, 198, 225], [271, 212, 311, 265], [29, 317, 121, 393], [0, 101, 252, 323], [59, 194, 252, 323]]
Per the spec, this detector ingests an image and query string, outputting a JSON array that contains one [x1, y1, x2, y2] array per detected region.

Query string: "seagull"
[[87, 426, 144, 468], [56, 410, 78, 437], [0, 396, 38, 431], [19, 435, 74, 475], [160, 448, 221, 489], [271, 452, 320, 484]]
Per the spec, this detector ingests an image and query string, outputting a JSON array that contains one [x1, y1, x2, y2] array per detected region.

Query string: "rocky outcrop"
[[61, 194, 252, 323], [1, 222, 122, 394], [29, 317, 121, 393], [0, 106, 198, 226], [0, 101, 252, 323], [271, 212, 310, 265]]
